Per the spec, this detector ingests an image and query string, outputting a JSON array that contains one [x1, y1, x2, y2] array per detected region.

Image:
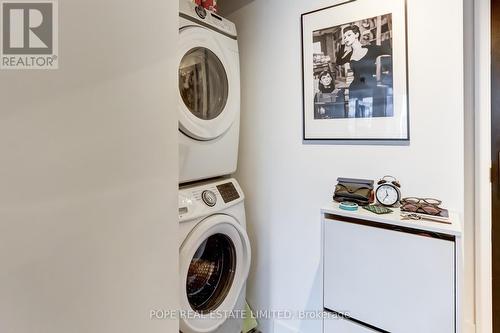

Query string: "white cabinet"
[[321, 203, 463, 333]]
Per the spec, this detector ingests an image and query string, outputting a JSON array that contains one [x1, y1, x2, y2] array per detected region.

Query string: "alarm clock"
[[375, 175, 401, 207]]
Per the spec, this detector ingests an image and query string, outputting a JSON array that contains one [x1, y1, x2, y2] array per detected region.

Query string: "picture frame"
[[301, 0, 409, 141]]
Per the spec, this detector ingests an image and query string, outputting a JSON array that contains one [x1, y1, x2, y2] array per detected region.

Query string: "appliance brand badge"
[[1, 0, 58, 69]]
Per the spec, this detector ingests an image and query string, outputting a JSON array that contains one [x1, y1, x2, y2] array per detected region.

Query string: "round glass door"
[[186, 233, 236, 313], [179, 47, 229, 121]]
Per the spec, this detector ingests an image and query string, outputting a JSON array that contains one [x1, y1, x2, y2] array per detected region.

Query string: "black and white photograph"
[[313, 14, 393, 120], [302, 0, 409, 140]]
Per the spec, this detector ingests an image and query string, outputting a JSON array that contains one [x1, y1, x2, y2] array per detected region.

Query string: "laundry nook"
[[0, 0, 493, 333]]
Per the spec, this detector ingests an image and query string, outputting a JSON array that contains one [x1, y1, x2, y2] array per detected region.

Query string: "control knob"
[[195, 5, 207, 19], [201, 190, 217, 207]]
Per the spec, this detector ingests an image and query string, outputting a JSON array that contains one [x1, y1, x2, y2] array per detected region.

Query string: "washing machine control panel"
[[178, 178, 244, 221]]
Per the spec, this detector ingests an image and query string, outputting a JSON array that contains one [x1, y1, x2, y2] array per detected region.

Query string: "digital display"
[[216, 182, 240, 203]]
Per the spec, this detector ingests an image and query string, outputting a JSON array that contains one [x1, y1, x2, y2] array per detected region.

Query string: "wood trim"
[[475, 0, 493, 331]]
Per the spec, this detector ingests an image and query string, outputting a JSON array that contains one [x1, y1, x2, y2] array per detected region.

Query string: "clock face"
[[376, 185, 399, 206]]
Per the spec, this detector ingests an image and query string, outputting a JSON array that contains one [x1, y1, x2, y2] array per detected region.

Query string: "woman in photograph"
[[341, 24, 391, 117], [314, 70, 346, 119]]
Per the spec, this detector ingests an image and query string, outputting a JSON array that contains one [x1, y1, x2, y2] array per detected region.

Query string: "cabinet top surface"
[[321, 202, 462, 237]]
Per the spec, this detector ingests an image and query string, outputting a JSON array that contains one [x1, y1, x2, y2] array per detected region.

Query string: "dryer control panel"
[[179, 0, 237, 38], [178, 178, 244, 222]]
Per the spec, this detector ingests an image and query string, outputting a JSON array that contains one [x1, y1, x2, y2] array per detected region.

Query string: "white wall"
[[218, 0, 255, 16], [0, 1, 179, 333], [229, 0, 471, 332]]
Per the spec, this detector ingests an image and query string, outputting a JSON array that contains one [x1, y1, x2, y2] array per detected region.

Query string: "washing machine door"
[[179, 214, 251, 333], [178, 26, 237, 141]]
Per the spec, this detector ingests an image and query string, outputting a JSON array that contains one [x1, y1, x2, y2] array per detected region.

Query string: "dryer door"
[[179, 214, 251, 333], [178, 26, 237, 141]]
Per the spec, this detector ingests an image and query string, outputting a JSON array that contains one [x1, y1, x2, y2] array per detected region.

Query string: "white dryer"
[[178, 0, 241, 184], [178, 178, 251, 333]]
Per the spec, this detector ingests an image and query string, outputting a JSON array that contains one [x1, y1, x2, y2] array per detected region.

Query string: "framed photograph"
[[301, 0, 409, 141]]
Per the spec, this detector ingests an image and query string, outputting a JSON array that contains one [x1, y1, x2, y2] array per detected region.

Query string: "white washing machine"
[[179, 178, 251, 333], [178, 0, 241, 184]]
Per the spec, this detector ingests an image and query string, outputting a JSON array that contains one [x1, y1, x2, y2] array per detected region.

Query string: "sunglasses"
[[400, 197, 442, 216]]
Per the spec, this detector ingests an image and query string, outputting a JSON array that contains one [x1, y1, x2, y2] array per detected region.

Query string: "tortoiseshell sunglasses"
[[400, 197, 442, 215]]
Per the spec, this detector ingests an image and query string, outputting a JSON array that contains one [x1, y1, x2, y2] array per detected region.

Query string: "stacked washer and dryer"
[[177, 1, 251, 333]]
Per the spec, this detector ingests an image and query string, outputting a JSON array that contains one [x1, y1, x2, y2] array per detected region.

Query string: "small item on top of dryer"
[[192, 0, 218, 13], [201, 0, 218, 12]]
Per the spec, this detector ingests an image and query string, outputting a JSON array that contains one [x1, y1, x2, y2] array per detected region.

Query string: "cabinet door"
[[324, 317, 376, 333], [323, 219, 455, 333]]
